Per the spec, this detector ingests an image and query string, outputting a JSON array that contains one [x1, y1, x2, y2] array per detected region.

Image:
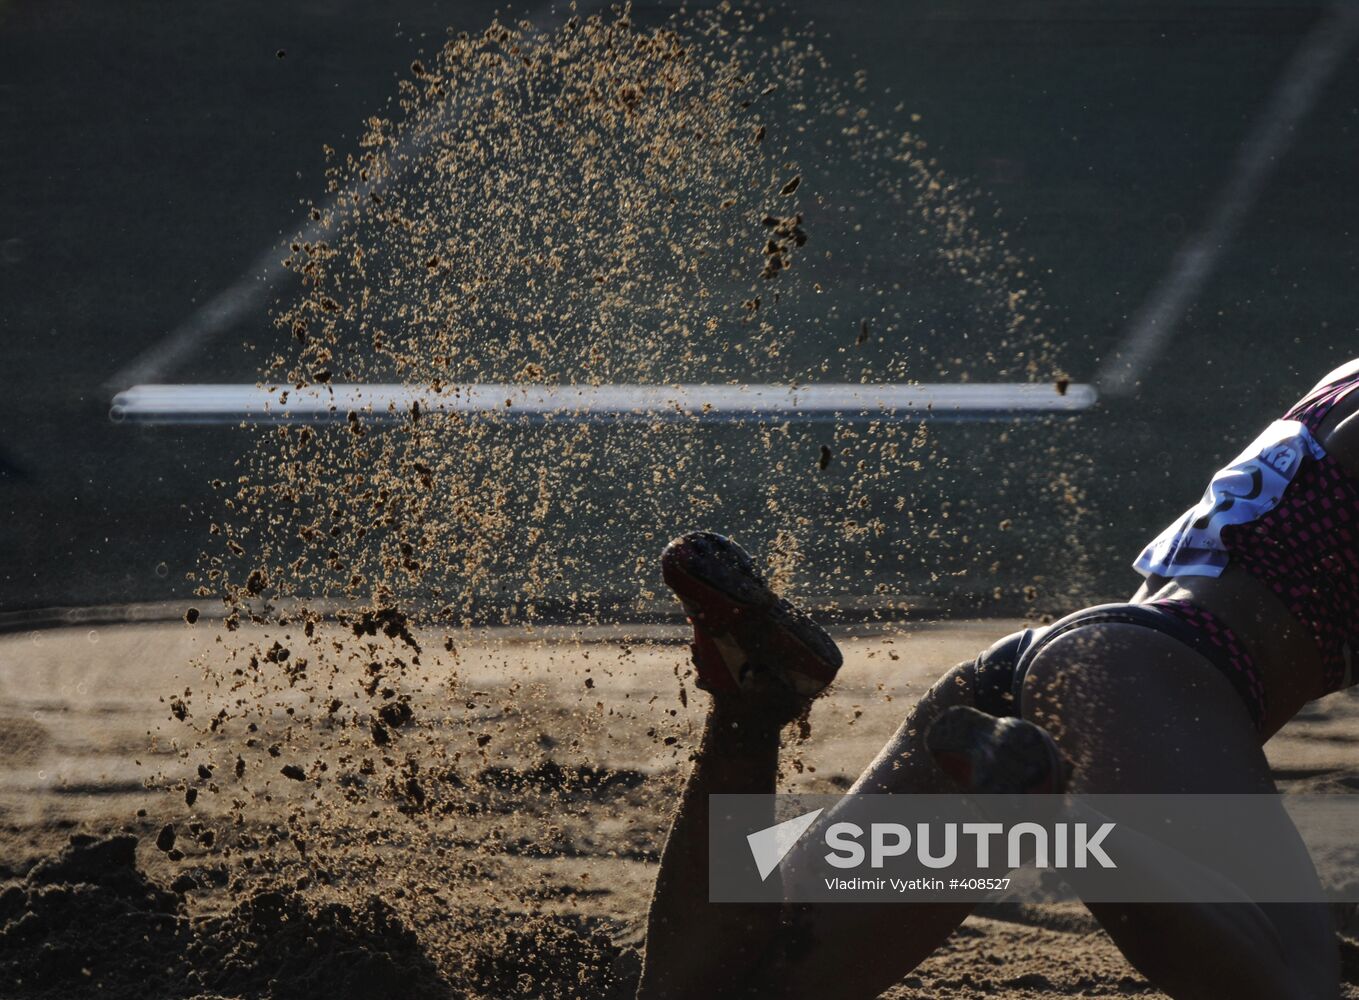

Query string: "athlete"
[[636, 359, 1358, 1000]]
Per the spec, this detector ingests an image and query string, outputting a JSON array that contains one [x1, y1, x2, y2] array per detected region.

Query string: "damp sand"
[[4, 621, 1359, 998]]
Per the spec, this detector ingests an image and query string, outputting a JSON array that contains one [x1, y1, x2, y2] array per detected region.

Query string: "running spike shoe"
[[925, 705, 1071, 795], [660, 531, 843, 698]]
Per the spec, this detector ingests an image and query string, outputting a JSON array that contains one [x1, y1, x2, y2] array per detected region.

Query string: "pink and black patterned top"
[[1136, 365, 1359, 695], [1222, 369, 1359, 693]]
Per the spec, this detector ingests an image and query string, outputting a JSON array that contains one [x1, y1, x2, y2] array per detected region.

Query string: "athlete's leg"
[[751, 630, 1063, 993], [749, 660, 982, 998], [639, 533, 1052, 999], [637, 533, 845, 999], [1020, 624, 1339, 1000], [640, 661, 989, 998], [636, 690, 794, 999]]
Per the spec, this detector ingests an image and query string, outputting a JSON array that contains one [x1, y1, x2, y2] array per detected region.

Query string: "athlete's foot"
[[925, 705, 1071, 795], [660, 531, 843, 711]]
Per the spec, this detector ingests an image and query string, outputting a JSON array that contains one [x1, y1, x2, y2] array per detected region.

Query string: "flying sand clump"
[[166, 3, 1089, 992]]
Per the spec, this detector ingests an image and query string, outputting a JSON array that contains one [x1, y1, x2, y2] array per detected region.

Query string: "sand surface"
[[2, 618, 1359, 998]]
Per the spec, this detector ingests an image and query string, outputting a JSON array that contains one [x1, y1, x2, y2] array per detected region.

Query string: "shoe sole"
[[661, 531, 842, 694]]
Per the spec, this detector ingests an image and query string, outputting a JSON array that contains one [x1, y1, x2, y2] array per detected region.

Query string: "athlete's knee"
[[921, 658, 979, 712]]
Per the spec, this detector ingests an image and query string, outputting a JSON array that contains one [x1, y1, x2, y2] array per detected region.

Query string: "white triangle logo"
[[746, 808, 824, 881]]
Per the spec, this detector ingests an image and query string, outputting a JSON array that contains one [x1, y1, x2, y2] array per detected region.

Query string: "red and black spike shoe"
[[925, 705, 1071, 795], [660, 531, 843, 698]]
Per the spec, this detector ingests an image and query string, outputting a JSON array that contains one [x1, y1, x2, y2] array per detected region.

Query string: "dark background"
[[1, 0, 1355, 617]]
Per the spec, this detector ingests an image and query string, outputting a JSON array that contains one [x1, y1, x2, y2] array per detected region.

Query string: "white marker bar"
[[109, 382, 1096, 426]]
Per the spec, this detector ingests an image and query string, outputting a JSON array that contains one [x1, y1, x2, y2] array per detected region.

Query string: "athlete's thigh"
[[1018, 623, 1269, 791], [1020, 625, 1338, 996], [753, 662, 981, 998]]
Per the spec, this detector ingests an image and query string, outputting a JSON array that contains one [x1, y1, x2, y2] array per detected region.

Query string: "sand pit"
[[86, 7, 1113, 991], [13, 4, 1350, 997], [3, 619, 1359, 998]]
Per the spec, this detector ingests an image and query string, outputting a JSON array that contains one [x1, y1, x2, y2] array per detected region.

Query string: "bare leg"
[[637, 660, 987, 1000], [636, 691, 793, 1000], [1021, 624, 1339, 1000], [759, 661, 981, 997], [662, 627, 1340, 1000]]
